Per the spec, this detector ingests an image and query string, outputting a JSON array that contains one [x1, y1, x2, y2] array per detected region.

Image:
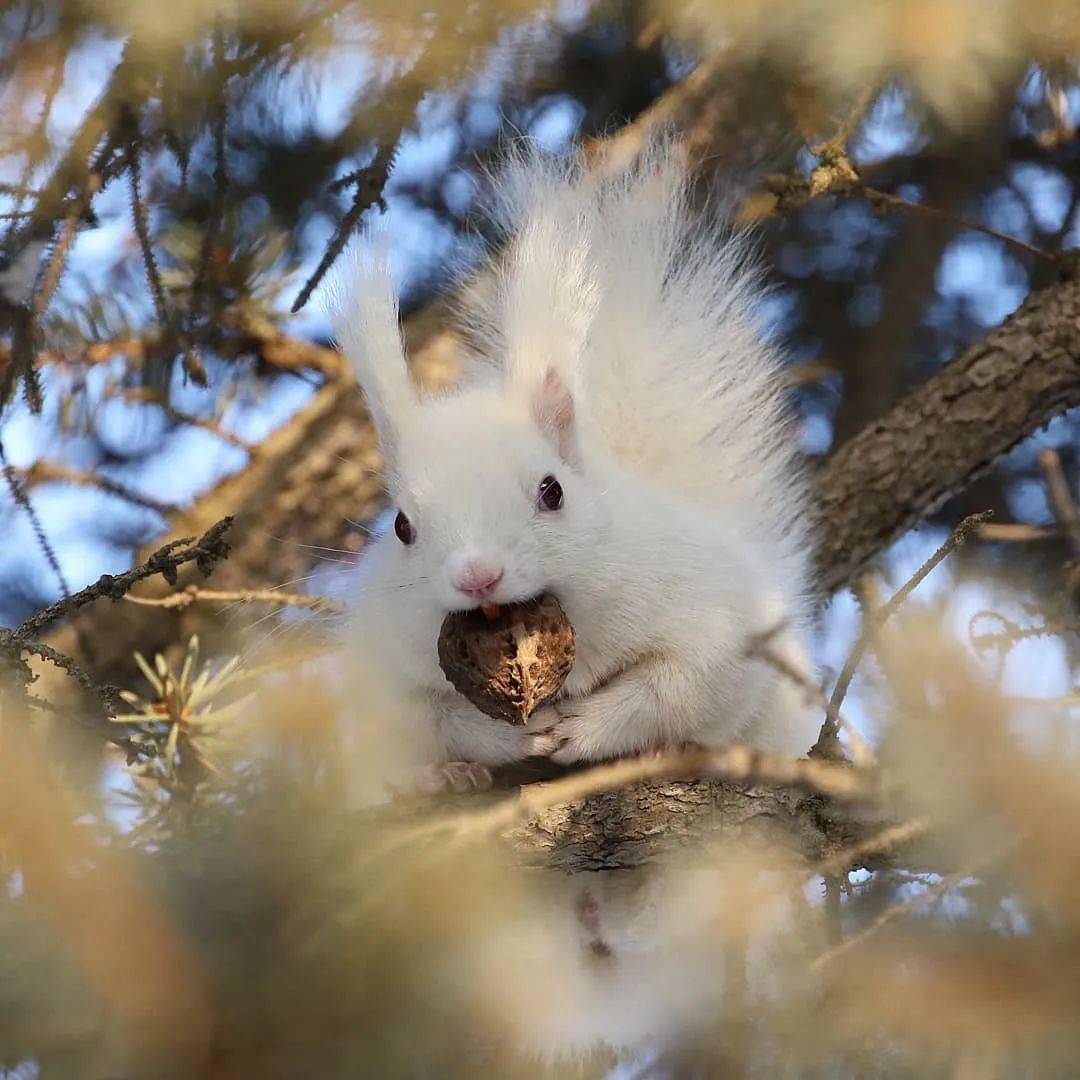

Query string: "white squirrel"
[[332, 139, 819, 782]]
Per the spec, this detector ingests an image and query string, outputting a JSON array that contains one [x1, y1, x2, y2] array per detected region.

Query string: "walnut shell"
[[437, 594, 575, 724]]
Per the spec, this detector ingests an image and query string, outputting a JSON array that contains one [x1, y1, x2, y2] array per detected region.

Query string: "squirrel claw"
[[404, 761, 493, 797], [523, 703, 563, 733]]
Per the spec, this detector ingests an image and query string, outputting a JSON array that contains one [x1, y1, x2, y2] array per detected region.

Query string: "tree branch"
[[16, 517, 233, 640], [816, 273, 1080, 594]]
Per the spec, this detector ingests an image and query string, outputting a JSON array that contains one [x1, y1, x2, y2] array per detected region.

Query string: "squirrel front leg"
[[537, 659, 700, 765], [437, 697, 559, 766], [398, 699, 556, 797]]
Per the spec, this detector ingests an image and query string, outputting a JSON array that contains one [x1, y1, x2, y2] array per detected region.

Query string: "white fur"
[[332, 138, 818, 772]]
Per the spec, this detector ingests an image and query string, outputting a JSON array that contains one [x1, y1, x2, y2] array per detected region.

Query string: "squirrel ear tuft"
[[531, 367, 580, 467], [329, 236, 415, 464]]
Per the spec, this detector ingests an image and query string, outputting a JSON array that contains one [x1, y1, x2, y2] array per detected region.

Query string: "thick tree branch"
[[815, 273, 1080, 594]]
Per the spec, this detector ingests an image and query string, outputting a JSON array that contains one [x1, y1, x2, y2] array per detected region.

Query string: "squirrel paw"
[[523, 703, 582, 762], [540, 705, 593, 765], [402, 761, 494, 797]]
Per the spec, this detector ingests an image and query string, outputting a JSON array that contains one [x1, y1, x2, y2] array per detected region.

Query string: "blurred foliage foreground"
[[0, 555, 1077, 1077], [0, 0, 1079, 1077]]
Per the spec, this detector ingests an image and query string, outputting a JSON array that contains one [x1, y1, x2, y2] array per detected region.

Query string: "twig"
[[761, 171, 1062, 265], [109, 387, 253, 451], [14, 516, 233, 640], [0, 438, 70, 597], [437, 745, 875, 842], [814, 817, 931, 879], [127, 128, 170, 327], [860, 186, 1060, 266], [125, 585, 341, 613], [17, 461, 179, 515], [186, 23, 230, 390], [0, 319, 345, 381], [1039, 448, 1080, 561], [33, 173, 102, 318], [968, 610, 1080, 652], [818, 511, 993, 753], [810, 82, 882, 161], [290, 147, 392, 313], [9, 169, 105, 413], [0, 183, 40, 197], [1, 42, 131, 263], [976, 522, 1059, 542], [5, 305, 43, 414], [0, 629, 122, 714], [747, 624, 871, 766]]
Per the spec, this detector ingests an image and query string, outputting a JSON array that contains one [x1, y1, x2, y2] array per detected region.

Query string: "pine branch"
[[127, 129, 170, 328], [290, 148, 393, 313], [15, 516, 233, 640], [17, 461, 180, 516], [0, 438, 70, 597]]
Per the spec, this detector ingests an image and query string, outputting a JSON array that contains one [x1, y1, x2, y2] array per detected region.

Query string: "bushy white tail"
[[460, 139, 809, 575]]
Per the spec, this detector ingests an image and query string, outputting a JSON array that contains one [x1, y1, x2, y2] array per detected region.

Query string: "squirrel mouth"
[[474, 592, 550, 621]]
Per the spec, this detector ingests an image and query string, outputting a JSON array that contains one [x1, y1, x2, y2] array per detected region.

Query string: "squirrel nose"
[[452, 559, 505, 598]]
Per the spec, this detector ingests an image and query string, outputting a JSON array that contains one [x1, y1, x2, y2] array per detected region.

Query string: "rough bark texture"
[[816, 273, 1080, 594], [506, 781, 827, 872]]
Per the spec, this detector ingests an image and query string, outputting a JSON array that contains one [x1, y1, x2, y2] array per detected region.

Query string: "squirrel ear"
[[497, 188, 598, 393], [531, 367, 580, 467], [330, 239, 415, 465]]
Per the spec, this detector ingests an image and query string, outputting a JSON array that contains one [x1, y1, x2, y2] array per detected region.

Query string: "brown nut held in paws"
[[437, 594, 575, 724]]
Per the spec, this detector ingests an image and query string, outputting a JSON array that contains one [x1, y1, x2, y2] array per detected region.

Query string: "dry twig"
[[18, 461, 179, 515], [747, 624, 871, 766], [125, 585, 341, 613], [1039, 449, 1080, 596], [128, 132, 170, 328], [976, 522, 1059, 542], [15, 516, 233, 640], [817, 511, 992, 757], [0, 438, 70, 597], [290, 147, 393, 313]]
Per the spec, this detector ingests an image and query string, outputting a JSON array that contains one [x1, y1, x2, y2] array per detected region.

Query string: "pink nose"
[[453, 561, 504, 598]]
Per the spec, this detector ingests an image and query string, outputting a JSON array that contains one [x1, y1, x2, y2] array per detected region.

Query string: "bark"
[[815, 272, 1080, 594], [505, 782, 852, 873]]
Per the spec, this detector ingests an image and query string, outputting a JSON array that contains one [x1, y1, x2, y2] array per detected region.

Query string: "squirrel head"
[[382, 376, 605, 613], [332, 228, 607, 615]]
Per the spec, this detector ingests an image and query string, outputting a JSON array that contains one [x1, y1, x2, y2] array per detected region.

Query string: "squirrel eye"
[[538, 474, 564, 511], [394, 510, 415, 545]]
